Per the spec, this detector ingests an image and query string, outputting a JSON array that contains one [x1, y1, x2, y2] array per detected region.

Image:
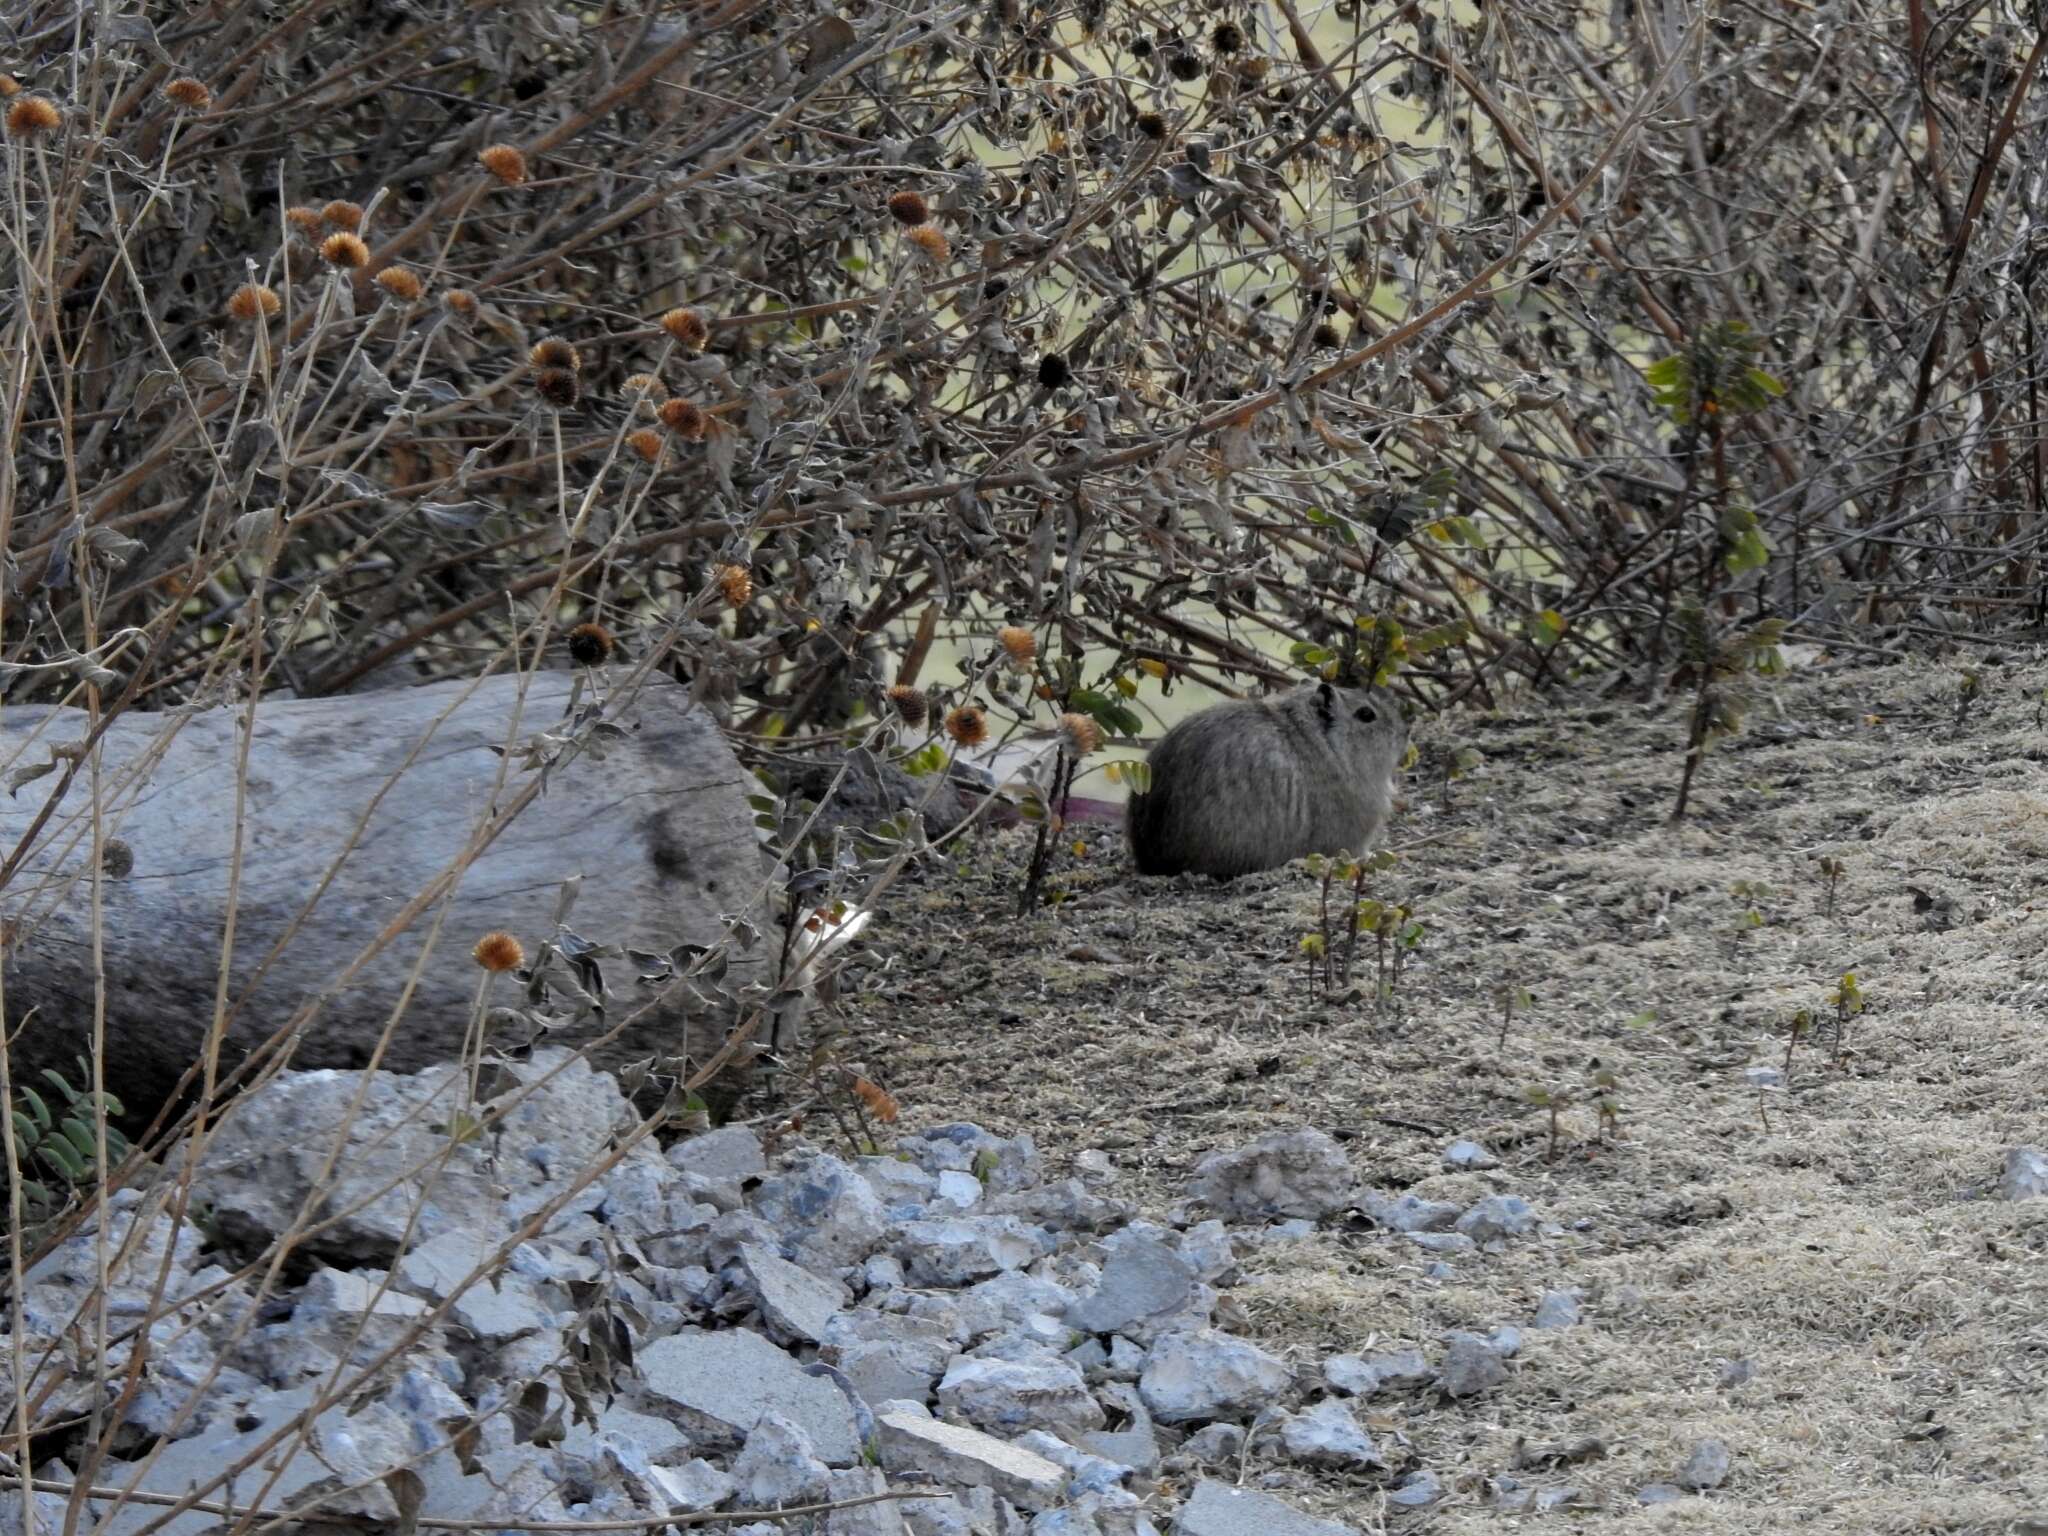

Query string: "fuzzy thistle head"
[[627, 428, 664, 463], [479, 143, 528, 185], [1136, 111, 1167, 141], [472, 930, 525, 973], [886, 189, 930, 227], [373, 265, 423, 302], [532, 367, 579, 410], [906, 224, 951, 265], [1037, 353, 1072, 389], [944, 705, 990, 749], [285, 205, 324, 238], [227, 282, 282, 323], [622, 372, 669, 409], [1058, 712, 1103, 757], [320, 231, 369, 269], [997, 625, 1037, 669], [1211, 19, 1244, 53], [659, 307, 711, 350], [4, 95, 61, 138], [658, 397, 707, 440], [567, 622, 615, 666], [0, 76, 20, 98], [713, 563, 753, 608], [441, 287, 477, 317], [162, 77, 212, 111], [529, 336, 580, 372], [321, 199, 364, 231], [1312, 321, 1341, 349], [885, 684, 929, 729]]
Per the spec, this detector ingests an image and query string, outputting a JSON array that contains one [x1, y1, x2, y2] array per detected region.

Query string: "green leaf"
[[20, 1086, 50, 1132], [37, 1137, 85, 1181], [61, 1118, 99, 1162], [1743, 366, 1786, 397], [11, 1110, 40, 1147], [43, 1069, 81, 1105], [1409, 620, 1470, 655]]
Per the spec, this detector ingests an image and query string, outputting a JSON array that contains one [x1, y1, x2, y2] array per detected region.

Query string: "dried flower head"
[[479, 143, 528, 185], [886, 189, 930, 227], [659, 306, 710, 350], [850, 1075, 899, 1122], [532, 366, 579, 409], [1136, 111, 1167, 140], [1167, 51, 1204, 81], [944, 705, 990, 749], [162, 76, 212, 111], [285, 205, 324, 237], [622, 372, 669, 408], [997, 625, 1037, 668], [320, 231, 369, 269], [1059, 712, 1103, 757], [658, 397, 707, 440], [906, 224, 951, 265], [441, 287, 477, 316], [0, 77, 20, 98], [1211, 20, 1244, 53], [321, 199, 364, 231], [713, 563, 753, 607], [567, 622, 615, 666], [885, 684, 929, 729], [4, 95, 61, 137], [1312, 321, 1341, 349], [529, 335, 580, 372], [472, 930, 525, 973], [227, 282, 282, 323], [1037, 353, 1072, 389], [373, 265, 423, 302], [627, 428, 665, 463]]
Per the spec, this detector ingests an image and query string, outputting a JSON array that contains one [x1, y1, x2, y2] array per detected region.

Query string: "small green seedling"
[[1814, 856, 1845, 919], [1730, 879, 1770, 933], [1495, 979, 1535, 1049], [1523, 1084, 1573, 1163], [1829, 971, 1864, 1064], [1783, 1007, 1813, 1070]]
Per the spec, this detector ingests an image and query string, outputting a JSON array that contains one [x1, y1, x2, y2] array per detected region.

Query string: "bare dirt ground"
[[847, 653, 2048, 1534]]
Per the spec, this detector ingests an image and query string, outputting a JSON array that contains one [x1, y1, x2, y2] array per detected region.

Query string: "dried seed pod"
[[944, 706, 989, 748], [5, 96, 61, 137], [472, 931, 526, 972], [479, 143, 528, 185], [713, 563, 753, 607], [162, 77, 212, 111], [659, 307, 711, 350], [997, 625, 1037, 668], [532, 367, 579, 409], [885, 684, 929, 728], [227, 283, 281, 323], [622, 372, 669, 408], [906, 225, 951, 265], [529, 336, 580, 372], [627, 428, 665, 463], [373, 265, 423, 302], [886, 190, 930, 226], [1059, 712, 1103, 757], [321, 199, 365, 231], [658, 398, 707, 440], [567, 623, 615, 666], [319, 232, 369, 269]]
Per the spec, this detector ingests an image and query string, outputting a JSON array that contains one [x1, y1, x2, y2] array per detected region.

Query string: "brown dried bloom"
[[441, 287, 476, 316], [906, 224, 951, 264], [532, 367, 579, 409], [4, 96, 61, 138], [627, 428, 665, 463], [0, 77, 20, 98], [885, 684, 929, 729], [567, 623, 615, 666], [997, 625, 1037, 668], [479, 143, 528, 185], [162, 77, 212, 111], [1058, 712, 1103, 757], [472, 931, 525, 973], [622, 372, 669, 408], [227, 282, 282, 323], [659, 307, 710, 350], [321, 199, 364, 230], [713, 563, 753, 608], [320, 232, 369, 269], [529, 336, 580, 372], [373, 265, 423, 302], [886, 189, 930, 227], [658, 397, 707, 440], [285, 205, 324, 237], [944, 706, 990, 749]]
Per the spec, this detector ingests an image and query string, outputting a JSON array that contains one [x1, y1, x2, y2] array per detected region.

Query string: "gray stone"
[[1491, 1325, 1524, 1357], [1533, 1290, 1581, 1329], [937, 1356, 1105, 1435], [936, 1170, 985, 1208], [1177, 1221, 1237, 1283], [394, 1230, 495, 1300], [1015, 1429, 1130, 1496], [1139, 1330, 1291, 1423], [1442, 1139, 1499, 1170], [824, 1467, 899, 1536], [1407, 1231, 1477, 1256], [875, 1405, 1066, 1511], [1185, 1129, 1356, 1221], [670, 1124, 767, 1185], [1172, 1480, 1356, 1536], [1066, 1232, 1197, 1337], [898, 1217, 1054, 1287], [899, 1124, 1043, 1193], [451, 1275, 555, 1342], [1079, 1423, 1161, 1477], [1677, 1437, 1732, 1491], [1454, 1194, 1537, 1245], [1279, 1398, 1382, 1469], [861, 1254, 907, 1291], [1360, 1193, 1461, 1233], [639, 1329, 862, 1463], [750, 1153, 892, 1272], [822, 1310, 956, 1408], [989, 1178, 1132, 1232], [1438, 1332, 1508, 1398], [731, 1412, 833, 1507], [2000, 1146, 2048, 1201], [862, 1155, 941, 1212], [1387, 1470, 1441, 1508], [1179, 1423, 1245, 1464], [560, 1404, 691, 1467], [1637, 1483, 1685, 1505], [1744, 1066, 1784, 1090], [738, 1243, 851, 1345]]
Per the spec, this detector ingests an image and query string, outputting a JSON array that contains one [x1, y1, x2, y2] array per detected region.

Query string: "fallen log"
[[0, 671, 770, 1115]]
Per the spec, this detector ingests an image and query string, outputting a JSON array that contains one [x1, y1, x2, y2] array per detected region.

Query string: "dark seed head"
[[568, 622, 615, 666], [1136, 111, 1167, 140], [1211, 20, 1243, 53], [1037, 353, 1071, 389], [533, 367, 579, 409], [1168, 51, 1203, 81]]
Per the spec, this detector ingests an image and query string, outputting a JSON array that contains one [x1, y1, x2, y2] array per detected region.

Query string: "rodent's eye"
[[1353, 704, 1378, 724]]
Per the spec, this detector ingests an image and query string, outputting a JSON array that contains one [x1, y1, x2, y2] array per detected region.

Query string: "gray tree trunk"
[[0, 672, 769, 1113]]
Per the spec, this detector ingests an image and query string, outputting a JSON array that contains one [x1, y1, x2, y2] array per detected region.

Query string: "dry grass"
[[862, 654, 2048, 1533]]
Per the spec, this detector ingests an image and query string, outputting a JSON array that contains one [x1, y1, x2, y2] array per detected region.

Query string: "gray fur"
[[1126, 681, 1408, 878]]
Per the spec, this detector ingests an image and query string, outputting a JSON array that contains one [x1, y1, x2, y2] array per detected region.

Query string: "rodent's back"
[[1127, 682, 1406, 878]]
